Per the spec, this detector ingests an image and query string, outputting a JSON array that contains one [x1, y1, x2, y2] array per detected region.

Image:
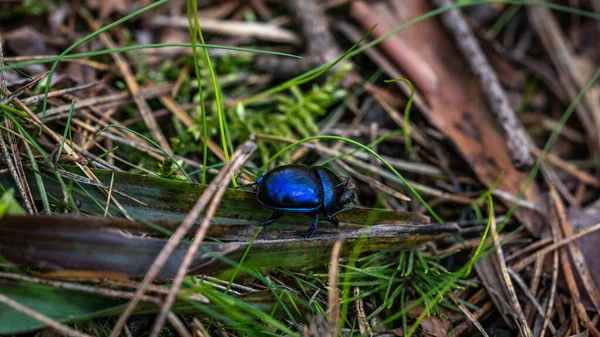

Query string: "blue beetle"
[[254, 164, 356, 237]]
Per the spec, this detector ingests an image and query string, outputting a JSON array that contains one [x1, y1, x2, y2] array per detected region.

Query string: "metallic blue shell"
[[313, 166, 347, 216], [256, 165, 322, 212]]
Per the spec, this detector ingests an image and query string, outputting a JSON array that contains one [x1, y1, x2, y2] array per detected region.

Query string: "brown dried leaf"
[[419, 316, 451, 337]]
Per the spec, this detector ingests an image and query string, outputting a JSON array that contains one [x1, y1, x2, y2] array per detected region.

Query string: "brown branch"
[[432, 0, 534, 170]]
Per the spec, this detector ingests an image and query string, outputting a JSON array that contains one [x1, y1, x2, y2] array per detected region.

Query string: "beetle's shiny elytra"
[[255, 164, 356, 237]]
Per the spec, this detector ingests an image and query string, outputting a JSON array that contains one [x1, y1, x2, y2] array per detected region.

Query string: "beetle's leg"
[[303, 213, 319, 237], [325, 215, 339, 227], [259, 211, 284, 227]]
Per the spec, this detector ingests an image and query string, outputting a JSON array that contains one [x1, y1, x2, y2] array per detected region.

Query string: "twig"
[[531, 146, 600, 188], [0, 40, 35, 214], [109, 140, 256, 337], [0, 71, 48, 105], [489, 214, 534, 337], [511, 221, 600, 272], [327, 239, 342, 337], [335, 160, 410, 201], [20, 81, 102, 105], [37, 84, 172, 118], [506, 237, 552, 263], [152, 15, 300, 44], [550, 186, 600, 337], [449, 301, 494, 337], [551, 187, 600, 314], [507, 268, 556, 333], [449, 293, 489, 337], [540, 197, 560, 337], [432, 0, 534, 170], [147, 140, 256, 337], [354, 287, 373, 336], [0, 293, 92, 337], [191, 318, 212, 337], [167, 313, 193, 337], [158, 96, 226, 162]]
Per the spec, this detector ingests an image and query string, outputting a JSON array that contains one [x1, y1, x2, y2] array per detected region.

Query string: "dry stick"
[[147, 140, 256, 337], [550, 186, 600, 337], [524, 219, 549, 330], [80, 8, 173, 153], [166, 313, 193, 337], [531, 147, 600, 188], [3, 55, 113, 71], [506, 237, 553, 263], [489, 214, 534, 337], [152, 15, 300, 45], [327, 239, 342, 337], [553, 186, 600, 314], [257, 132, 473, 204], [100, 132, 205, 170], [541, 163, 577, 206], [8, 88, 132, 219], [191, 318, 211, 337], [0, 293, 92, 337], [158, 96, 227, 162], [20, 81, 102, 105], [512, 221, 600, 272], [39, 84, 172, 118], [354, 287, 373, 336], [170, 65, 189, 97], [0, 41, 35, 214], [0, 130, 34, 213], [449, 293, 489, 337], [109, 140, 256, 337], [432, 0, 534, 170], [540, 203, 560, 337], [551, 187, 600, 311], [0, 71, 48, 105], [75, 109, 169, 163], [336, 160, 411, 202], [507, 268, 556, 334], [449, 301, 494, 337], [313, 143, 474, 204], [571, 299, 581, 335]]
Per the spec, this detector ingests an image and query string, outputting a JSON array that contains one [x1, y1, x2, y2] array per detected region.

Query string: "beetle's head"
[[338, 181, 357, 208]]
